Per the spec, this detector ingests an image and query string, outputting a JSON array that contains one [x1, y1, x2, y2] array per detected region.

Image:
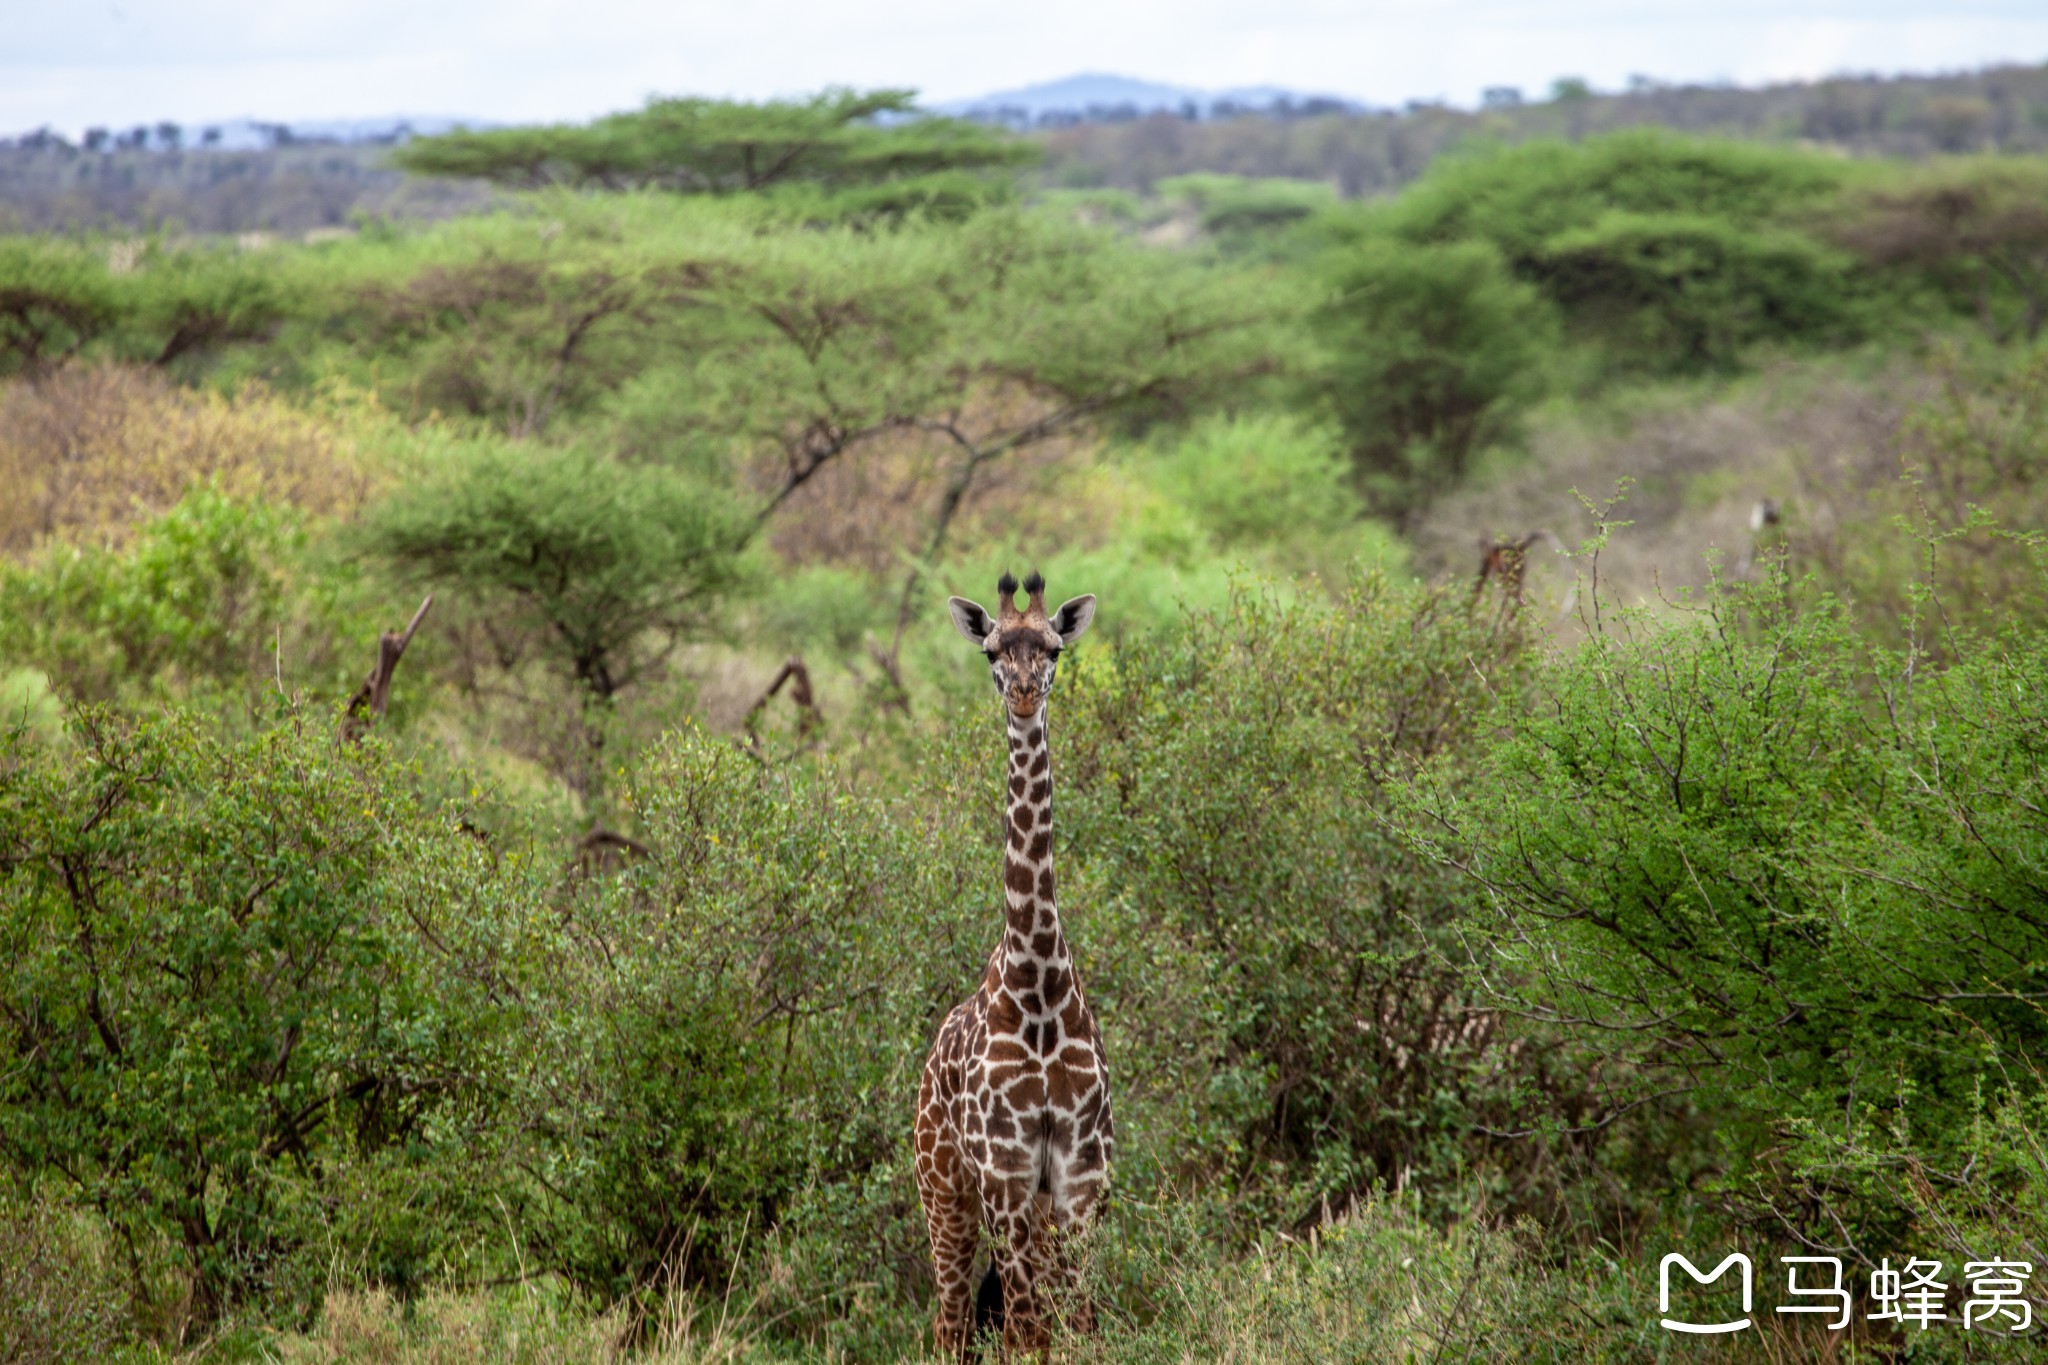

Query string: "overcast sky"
[[7, 0, 2047, 137]]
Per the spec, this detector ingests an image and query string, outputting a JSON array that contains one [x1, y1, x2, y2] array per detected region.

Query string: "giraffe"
[[914, 570, 1113, 1359]]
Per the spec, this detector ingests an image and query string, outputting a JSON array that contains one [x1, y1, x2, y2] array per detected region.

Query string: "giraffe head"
[[948, 571, 1096, 720]]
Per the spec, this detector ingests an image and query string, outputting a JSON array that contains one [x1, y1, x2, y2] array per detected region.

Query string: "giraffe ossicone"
[[915, 570, 1113, 1359]]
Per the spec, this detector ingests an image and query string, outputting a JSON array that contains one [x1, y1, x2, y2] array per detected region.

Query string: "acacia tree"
[[1311, 238, 1555, 517], [0, 238, 284, 380], [392, 89, 1033, 197], [655, 207, 1295, 687], [341, 200, 1290, 699], [363, 442, 749, 796]]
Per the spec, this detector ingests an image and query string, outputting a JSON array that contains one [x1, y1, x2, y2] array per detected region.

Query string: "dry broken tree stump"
[[342, 594, 434, 741], [741, 655, 822, 755]]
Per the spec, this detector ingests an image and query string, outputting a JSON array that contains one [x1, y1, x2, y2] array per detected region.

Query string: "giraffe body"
[[915, 573, 1112, 1359]]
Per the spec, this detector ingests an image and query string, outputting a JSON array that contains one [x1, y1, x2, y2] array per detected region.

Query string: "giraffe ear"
[[1050, 594, 1096, 645], [948, 596, 995, 645]]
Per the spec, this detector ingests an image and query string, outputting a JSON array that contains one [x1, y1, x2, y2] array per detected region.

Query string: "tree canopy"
[[391, 89, 1036, 196]]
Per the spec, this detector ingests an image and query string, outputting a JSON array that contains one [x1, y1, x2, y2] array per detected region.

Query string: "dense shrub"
[[1385, 131, 1846, 266], [1055, 580, 1598, 1236], [504, 725, 991, 1343], [0, 362, 379, 557], [1139, 412, 1390, 572], [0, 487, 370, 709], [1537, 211, 1856, 371], [1310, 238, 1556, 513], [0, 237, 284, 378], [1835, 156, 2048, 344], [0, 712, 541, 1329], [1404, 583, 2048, 1245], [364, 443, 751, 708], [1366, 132, 1861, 378]]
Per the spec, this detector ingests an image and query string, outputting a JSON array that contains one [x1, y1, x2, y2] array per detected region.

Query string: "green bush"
[[0, 237, 117, 375], [1144, 411, 1363, 551], [1311, 238, 1556, 513], [1055, 580, 1582, 1235], [1834, 156, 2048, 344], [0, 486, 357, 708], [1386, 130, 1846, 266], [0, 712, 541, 1330], [1372, 131, 1860, 377], [0, 237, 284, 379], [1156, 173, 1340, 252], [508, 722, 995, 1349], [1538, 210, 1856, 371], [1404, 583, 2048, 1243], [365, 442, 749, 704]]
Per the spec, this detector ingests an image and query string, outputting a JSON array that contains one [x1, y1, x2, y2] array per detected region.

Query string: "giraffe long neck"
[[998, 706, 1073, 1014]]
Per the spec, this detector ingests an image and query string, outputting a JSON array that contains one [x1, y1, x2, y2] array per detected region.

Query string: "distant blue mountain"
[[933, 73, 1366, 126]]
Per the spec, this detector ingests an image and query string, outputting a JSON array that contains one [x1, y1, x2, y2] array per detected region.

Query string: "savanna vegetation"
[[4, 77, 2048, 1362]]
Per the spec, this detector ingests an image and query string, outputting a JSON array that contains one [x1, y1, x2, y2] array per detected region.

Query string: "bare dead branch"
[[343, 594, 435, 740]]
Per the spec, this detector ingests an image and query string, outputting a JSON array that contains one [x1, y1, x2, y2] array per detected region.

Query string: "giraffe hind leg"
[[1046, 1162, 1108, 1335], [982, 1179, 1052, 1356]]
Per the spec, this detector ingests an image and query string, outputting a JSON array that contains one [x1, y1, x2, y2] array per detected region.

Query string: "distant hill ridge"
[[933, 73, 1364, 127], [3, 61, 2045, 233], [2, 75, 1353, 151]]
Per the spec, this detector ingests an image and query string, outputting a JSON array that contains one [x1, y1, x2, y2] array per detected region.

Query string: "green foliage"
[[0, 487, 309, 705], [329, 217, 680, 437], [1090, 1196, 1649, 1362], [1384, 131, 1846, 263], [281, 196, 1286, 488], [1404, 587, 2048, 1238], [364, 442, 749, 704], [0, 237, 284, 378], [1363, 131, 1857, 377], [0, 1194, 135, 1361], [1310, 238, 1556, 512], [1836, 156, 2048, 342], [1538, 210, 1856, 370], [1156, 173, 1340, 245], [0, 713, 539, 1326], [1056, 582, 1564, 1232], [0, 236, 116, 374], [1137, 411, 1401, 580], [748, 563, 892, 659], [1147, 411, 1358, 542], [507, 726, 989, 1334], [392, 89, 1034, 198]]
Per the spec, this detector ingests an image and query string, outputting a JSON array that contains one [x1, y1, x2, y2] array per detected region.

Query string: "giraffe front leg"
[[916, 1078, 979, 1358], [920, 1186, 979, 1359]]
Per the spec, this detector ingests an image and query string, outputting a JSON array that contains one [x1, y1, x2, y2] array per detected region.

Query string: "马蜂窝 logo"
[[1657, 1253, 2036, 1335], [1660, 1253, 1752, 1334]]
